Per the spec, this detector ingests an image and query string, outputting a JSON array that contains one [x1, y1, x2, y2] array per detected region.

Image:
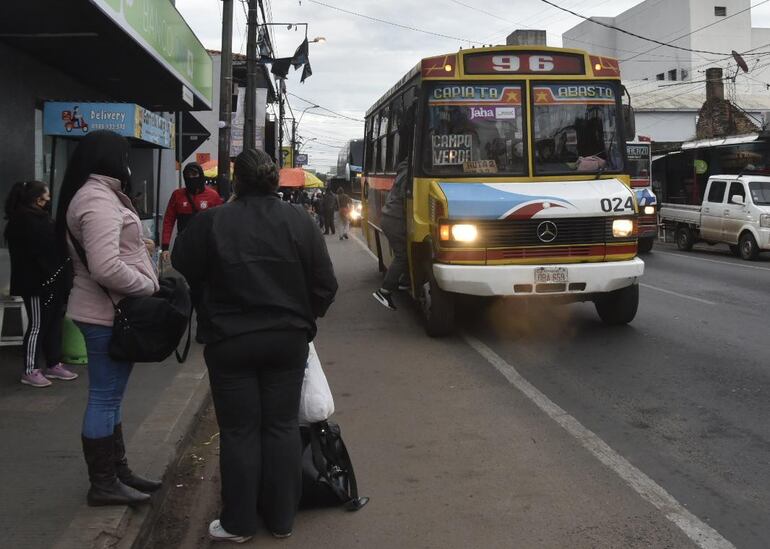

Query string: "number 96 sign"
[[464, 52, 586, 75]]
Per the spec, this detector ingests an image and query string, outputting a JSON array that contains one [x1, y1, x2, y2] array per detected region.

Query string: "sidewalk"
[[0, 333, 209, 548]]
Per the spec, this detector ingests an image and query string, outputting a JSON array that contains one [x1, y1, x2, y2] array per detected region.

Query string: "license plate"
[[534, 267, 568, 284]]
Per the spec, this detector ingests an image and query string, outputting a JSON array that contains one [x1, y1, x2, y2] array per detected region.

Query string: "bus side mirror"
[[622, 105, 636, 141]]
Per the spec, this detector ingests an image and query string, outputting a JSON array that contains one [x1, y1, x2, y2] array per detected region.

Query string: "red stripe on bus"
[[367, 176, 396, 190], [487, 245, 605, 261], [606, 243, 637, 255]]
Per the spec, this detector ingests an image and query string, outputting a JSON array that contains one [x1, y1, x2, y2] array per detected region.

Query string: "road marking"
[[351, 232, 379, 262], [640, 283, 717, 306], [353, 229, 734, 547], [656, 251, 770, 272], [462, 333, 736, 549]]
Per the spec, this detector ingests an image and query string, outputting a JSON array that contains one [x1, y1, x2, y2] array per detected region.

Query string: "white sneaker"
[[208, 520, 252, 543]]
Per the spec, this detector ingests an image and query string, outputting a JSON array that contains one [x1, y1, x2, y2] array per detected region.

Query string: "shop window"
[[715, 6, 726, 16], [668, 69, 678, 81], [656, 73, 665, 81]]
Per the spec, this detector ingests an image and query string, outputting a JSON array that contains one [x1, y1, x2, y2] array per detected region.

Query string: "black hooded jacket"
[[171, 192, 338, 343], [5, 207, 69, 297]]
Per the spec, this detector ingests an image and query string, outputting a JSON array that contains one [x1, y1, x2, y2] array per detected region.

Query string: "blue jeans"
[[76, 322, 134, 439]]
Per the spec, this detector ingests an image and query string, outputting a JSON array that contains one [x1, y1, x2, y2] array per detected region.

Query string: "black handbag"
[[68, 229, 192, 363]]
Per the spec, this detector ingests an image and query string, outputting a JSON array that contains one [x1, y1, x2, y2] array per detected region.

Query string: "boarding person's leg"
[[257, 330, 308, 536], [205, 334, 262, 537], [381, 215, 409, 293]]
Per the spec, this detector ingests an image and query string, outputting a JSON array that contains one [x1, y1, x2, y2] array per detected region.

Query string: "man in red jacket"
[[161, 162, 223, 262]]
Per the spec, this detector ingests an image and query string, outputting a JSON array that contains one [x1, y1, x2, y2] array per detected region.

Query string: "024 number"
[[601, 196, 634, 212]]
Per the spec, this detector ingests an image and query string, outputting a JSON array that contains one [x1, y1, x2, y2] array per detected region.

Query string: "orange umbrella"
[[279, 168, 308, 187], [200, 159, 233, 178]]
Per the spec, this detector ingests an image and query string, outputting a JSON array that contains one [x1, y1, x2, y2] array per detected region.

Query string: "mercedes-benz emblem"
[[537, 221, 558, 243]]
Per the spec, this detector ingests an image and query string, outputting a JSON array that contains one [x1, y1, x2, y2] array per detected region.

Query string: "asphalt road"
[[462, 241, 770, 549], [151, 237, 768, 549]]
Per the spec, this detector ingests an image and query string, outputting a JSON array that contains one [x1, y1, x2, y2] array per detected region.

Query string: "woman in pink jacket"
[[55, 131, 160, 507]]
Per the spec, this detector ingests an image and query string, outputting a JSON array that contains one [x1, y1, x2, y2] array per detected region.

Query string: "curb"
[[51, 352, 211, 549]]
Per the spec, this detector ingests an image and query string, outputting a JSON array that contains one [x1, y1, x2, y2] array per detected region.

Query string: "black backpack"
[[300, 420, 369, 511]]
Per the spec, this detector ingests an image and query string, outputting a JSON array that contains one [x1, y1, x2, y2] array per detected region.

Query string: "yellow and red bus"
[[362, 45, 644, 336]]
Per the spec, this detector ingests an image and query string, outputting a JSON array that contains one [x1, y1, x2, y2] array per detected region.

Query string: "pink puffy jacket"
[[66, 174, 159, 327]]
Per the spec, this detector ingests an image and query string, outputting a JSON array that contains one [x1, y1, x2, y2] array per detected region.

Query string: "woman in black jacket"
[[172, 149, 337, 543], [4, 180, 76, 388]]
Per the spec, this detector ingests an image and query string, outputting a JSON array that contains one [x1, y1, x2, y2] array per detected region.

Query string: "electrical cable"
[[305, 0, 480, 45], [539, 0, 770, 58], [287, 92, 364, 122]]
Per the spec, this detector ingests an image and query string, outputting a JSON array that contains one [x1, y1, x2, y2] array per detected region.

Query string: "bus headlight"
[[350, 209, 361, 221], [643, 206, 655, 215], [612, 218, 634, 238], [439, 223, 478, 242]]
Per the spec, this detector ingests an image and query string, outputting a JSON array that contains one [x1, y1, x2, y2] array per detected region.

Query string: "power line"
[[305, 0, 480, 45], [540, 0, 770, 58], [287, 92, 364, 122]]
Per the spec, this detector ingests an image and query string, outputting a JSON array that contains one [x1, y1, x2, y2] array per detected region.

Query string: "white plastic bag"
[[299, 342, 335, 425]]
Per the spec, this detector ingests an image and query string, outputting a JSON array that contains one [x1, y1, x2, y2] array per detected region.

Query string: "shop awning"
[[43, 102, 174, 149], [0, 0, 212, 111]]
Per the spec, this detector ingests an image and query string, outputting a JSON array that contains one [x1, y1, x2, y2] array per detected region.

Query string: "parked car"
[[659, 174, 770, 260]]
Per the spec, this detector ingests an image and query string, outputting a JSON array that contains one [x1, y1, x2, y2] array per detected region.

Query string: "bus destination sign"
[[464, 52, 585, 75]]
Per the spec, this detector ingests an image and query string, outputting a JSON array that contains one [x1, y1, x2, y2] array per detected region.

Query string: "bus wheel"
[[419, 267, 455, 337], [676, 227, 694, 251], [594, 283, 639, 325], [739, 232, 760, 260], [638, 238, 654, 254]]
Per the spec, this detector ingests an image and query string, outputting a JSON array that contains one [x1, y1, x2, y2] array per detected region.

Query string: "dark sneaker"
[[343, 234, 349, 239], [373, 289, 396, 310]]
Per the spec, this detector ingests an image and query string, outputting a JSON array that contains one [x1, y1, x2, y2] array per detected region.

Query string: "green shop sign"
[[90, 0, 213, 107]]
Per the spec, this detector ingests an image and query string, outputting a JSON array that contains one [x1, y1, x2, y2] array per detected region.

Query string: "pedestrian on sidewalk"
[[172, 148, 338, 544], [4, 180, 77, 388], [336, 188, 352, 240], [160, 162, 223, 264], [322, 188, 337, 235], [56, 130, 162, 507]]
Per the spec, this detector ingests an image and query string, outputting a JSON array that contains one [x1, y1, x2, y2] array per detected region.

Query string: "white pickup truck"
[[659, 175, 770, 260]]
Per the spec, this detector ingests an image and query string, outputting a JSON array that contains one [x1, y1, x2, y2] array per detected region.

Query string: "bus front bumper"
[[432, 258, 645, 297]]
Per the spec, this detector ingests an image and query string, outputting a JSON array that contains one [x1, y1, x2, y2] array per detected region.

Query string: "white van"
[[659, 175, 770, 260]]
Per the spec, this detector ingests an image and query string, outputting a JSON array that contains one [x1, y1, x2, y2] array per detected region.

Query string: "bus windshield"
[[532, 82, 623, 175], [423, 82, 526, 176]]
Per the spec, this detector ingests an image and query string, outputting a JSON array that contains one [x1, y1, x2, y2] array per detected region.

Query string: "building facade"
[[563, 0, 770, 92], [0, 0, 213, 291]]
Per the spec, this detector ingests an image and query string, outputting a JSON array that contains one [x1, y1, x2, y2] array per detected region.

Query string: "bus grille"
[[445, 217, 611, 247]]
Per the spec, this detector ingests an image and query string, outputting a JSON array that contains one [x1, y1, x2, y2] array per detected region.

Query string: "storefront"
[[42, 101, 174, 241], [0, 0, 213, 291]]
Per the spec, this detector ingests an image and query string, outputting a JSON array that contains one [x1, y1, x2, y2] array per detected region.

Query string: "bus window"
[[532, 82, 623, 175], [378, 106, 389, 173], [364, 120, 374, 172], [388, 96, 403, 171], [423, 82, 526, 176]]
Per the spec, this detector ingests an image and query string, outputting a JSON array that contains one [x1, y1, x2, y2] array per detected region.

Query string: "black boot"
[[113, 423, 162, 493], [82, 434, 150, 506]]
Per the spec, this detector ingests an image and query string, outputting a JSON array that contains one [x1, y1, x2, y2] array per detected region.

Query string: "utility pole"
[[291, 119, 297, 167], [278, 79, 285, 167], [217, 0, 234, 199], [243, 0, 258, 151]]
